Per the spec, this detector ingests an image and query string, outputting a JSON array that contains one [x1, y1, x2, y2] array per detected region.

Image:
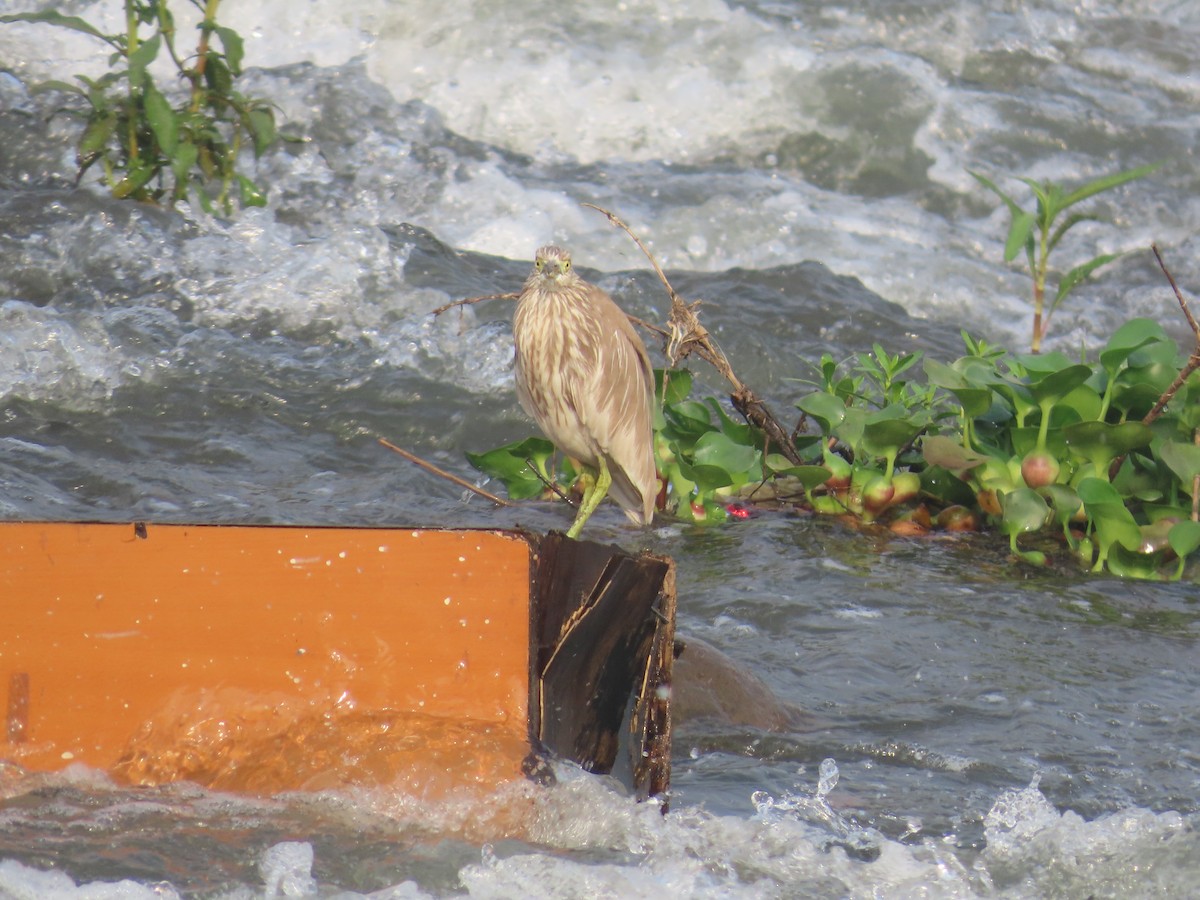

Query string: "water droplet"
[[816, 758, 840, 799]]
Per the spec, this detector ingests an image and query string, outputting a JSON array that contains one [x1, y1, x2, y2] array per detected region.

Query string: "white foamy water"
[[4, 0, 1196, 344], [0, 766, 1193, 898]]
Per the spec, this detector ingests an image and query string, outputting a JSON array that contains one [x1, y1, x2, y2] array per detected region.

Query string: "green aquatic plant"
[[970, 163, 1160, 353], [472, 319, 1200, 580], [921, 321, 1200, 579], [2, 0, 276, 213]]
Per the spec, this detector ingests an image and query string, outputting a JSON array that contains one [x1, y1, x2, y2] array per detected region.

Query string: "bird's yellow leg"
[[566, 457, 612, 539]]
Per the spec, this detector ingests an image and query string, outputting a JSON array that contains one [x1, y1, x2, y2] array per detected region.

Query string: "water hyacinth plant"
[[2, 0, 276, 214], [471, 318, 1200, 581]]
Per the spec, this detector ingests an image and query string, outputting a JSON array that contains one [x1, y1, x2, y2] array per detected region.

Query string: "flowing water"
[[1, 0, 1199, 896]]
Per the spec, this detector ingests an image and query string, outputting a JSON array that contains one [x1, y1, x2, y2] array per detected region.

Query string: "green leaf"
[[923, 358, 993, 417], [30, 79, 88, 97], [1060, 162, 1162, 209], [657, 369, 693, 406], [1013, 350, 1075, 378], [1076, 476, 1126, 508], [1027, 364, 1093, 405], [1063, 420, 1153, 468], [796, 392, 847, 434], [832, 405, 867, 454], [237, 174, 267, 208], [1168, 520, 1200, 558], [1090, 507, 1145, 558], [204, 52, 233, 97], [127, 34, 161, 91], [1106, 545, 1165, 580], [705, 398, 758, 446], [243, 107, 276, 156], [1000, 487, 1050, 536], [1053, 253, 1119, 310], [111, 161, 158, 199], [170, 139, 198, 192], [1110, 357, 1179, 419], [1159, 441, 1200, 492], [1109, 381, 1162, 419], [1041, 484, 1082, 523], [0, 11, 113, 44], [143, 81, 177, 155], [1046, 211, 1101, 255], [920, 435, 987, 472], [1004, 211, 1036, 262], [969, 169, 1023, 218], [861, 415, 922, 459], [1060, 382, 1104, 423], [465, 437, 557, 500], [691, 431, 761, 480], [675, 456, 734, 493], [1077, 476, 1144, 563], [1100, 318, 1168, 377], [920, 465, 978, 507], [213, 25, 245, 74], [1010, 425, 1068, 458], [171, 138, 196, 181], [1017, 177, 1054, 224], [764, 458, 832, 490], [79, 112, 118, 156], [663, 399, 714, 440]]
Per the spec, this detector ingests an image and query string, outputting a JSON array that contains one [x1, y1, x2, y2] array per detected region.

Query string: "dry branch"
[[431, 292, 519, 318], [1142, 244, 1200, 428], [582, 203, 805, 465], [379, 438, 514, 506]]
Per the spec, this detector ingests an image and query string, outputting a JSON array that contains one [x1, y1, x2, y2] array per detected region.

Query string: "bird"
[[512, 245, 658, 539]]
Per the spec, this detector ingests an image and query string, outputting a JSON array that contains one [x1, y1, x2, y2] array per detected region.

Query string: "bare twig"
[[583, 203, 805, 465], [525, 457, 578, 508], [628, 314, 671, 341], [379, 437, 514, 507], [431, 292, 519, 317], [1154, 244, 1200, 334], [1142, 244, 1200, 428]]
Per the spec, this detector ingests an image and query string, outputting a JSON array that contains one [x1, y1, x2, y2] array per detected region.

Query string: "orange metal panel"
[[0, 523, 533, 793]]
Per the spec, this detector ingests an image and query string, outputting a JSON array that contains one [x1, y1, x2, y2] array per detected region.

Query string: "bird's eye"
[[535, 260, 544, 271], [563, 260, 571, 271]]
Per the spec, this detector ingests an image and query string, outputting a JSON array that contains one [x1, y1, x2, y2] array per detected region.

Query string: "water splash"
[[260, 842, 317, 898], [752, 758, 884, 861]]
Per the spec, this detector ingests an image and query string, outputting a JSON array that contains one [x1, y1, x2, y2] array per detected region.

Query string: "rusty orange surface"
[[0, 523, 533, 793]]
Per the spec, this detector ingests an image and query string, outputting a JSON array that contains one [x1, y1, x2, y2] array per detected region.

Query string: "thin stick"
[[629, 314, 671, 340], [525, 457, 577, 508], [1107, 245, 1200, 481], [1141, 244, 1200, 428], [378, 438, 514, 507], [582, 203, 681, 307], [584, 203, 805, 465], [431, 292, 519, 317], [1154, 243, 1200, 335]]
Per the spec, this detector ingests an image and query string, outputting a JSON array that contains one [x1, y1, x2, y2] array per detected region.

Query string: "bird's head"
[[531, 245, 577, 287]]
